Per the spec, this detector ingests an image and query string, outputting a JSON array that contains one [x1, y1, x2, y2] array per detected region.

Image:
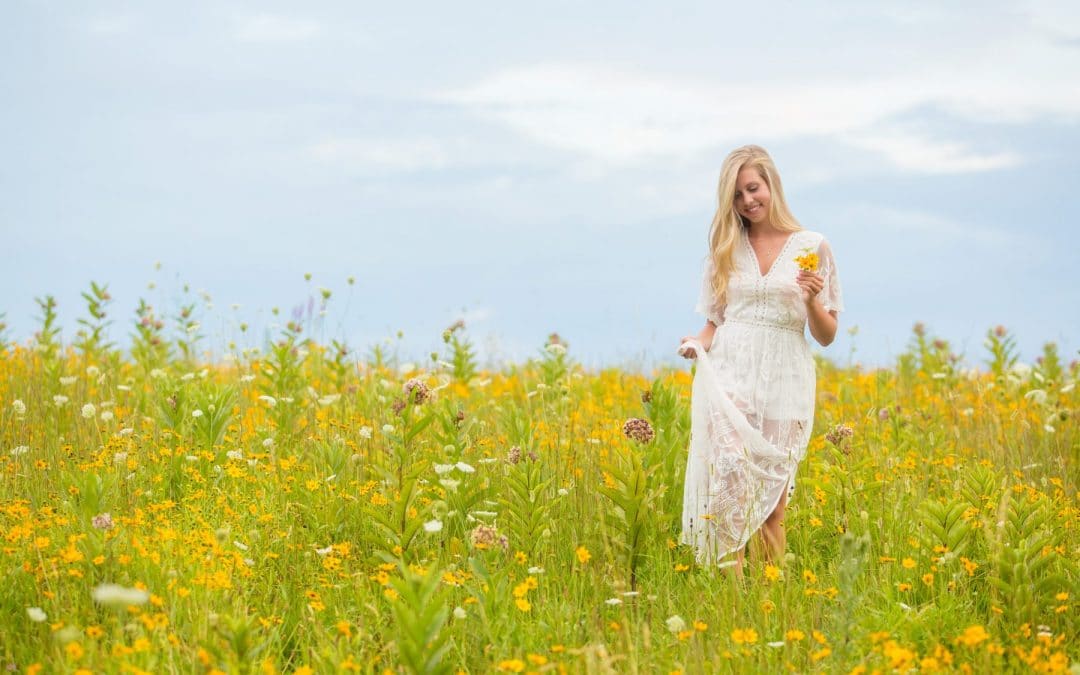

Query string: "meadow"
[[0, 288, 1076, 674]]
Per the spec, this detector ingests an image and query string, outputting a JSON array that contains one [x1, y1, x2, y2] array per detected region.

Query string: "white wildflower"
[[767, 641, 786, 648], [262, 438, 275, 449], [382, 424, 395, 434], [226, 450, 243, 461], [433, 463, 454, 475], [53, 395, 69, 406], [399, 362, 416, 375], [453, 606, 467, 619], [438, 479, 460, 491], [12, 399, 26, 415], [557, 488, 569, 496], [318, 394, 340, 406], [527, 566, 545, 575], [100, 410, 114, 422], [423, 519, 443, 533], [359, 426, 372, 439], [455, 462, 475, 474], [258, 395, 277, 407], [113, 452, 128, 464], [86, 365, 100, 377], [545, 343, 567, 356], [315, 545, 332, 557], [81, 403, 96, 419], [26, 607, 47, 622], [233, 541, 249, 551], [240, 374, 256, 383], [180, 372, 195, 381], [11, 446, 29, 456], [92, 583, 149, 607], [59, 376, 77, 386], [191, 409, 204, 418], [665, 615, 686, 633], [149, 369, 166, 379], [605, 598, 622, 606], [117, 384, 132, 392], [118, 428, 134, 437]]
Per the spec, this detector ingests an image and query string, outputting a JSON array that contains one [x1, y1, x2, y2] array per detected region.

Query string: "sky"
[[2, 1, 1079, 372]]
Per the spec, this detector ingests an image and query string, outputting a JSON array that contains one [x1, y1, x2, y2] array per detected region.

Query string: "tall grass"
[[0, 287, 1075, 673]]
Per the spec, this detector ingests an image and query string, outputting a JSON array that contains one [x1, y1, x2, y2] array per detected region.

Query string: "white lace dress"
[[680, 228, 843, 564]]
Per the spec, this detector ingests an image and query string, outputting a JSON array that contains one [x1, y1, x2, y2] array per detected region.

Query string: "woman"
[[678, 145, 843, 573]]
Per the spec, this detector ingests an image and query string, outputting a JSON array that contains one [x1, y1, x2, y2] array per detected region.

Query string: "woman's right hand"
[[678, 335, 707, 359]]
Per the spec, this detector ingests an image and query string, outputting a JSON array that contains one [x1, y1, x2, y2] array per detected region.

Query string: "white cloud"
[[235, 14, 321, 43], [842, 205, 1022, 248], [438, 16, 1079, 174], [845, 133, 1022, 174], [308, 138, 450, 171]]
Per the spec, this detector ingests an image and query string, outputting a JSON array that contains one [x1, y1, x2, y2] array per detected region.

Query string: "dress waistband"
[[723, 318, 804, 335]]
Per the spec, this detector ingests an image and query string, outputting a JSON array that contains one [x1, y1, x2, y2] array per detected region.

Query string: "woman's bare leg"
[[760, 482, 789, 562]]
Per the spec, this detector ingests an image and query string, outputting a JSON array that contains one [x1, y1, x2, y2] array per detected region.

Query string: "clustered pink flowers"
[[622, 418, 655, 444]]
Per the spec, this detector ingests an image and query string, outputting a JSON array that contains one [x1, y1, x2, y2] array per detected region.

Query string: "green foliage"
[[599, 445, 664, 590], [537, 340, 571, 390], [442, 323, 478, 383], [500, 456, 554, 556], [833, 531, 871, 661], [131, 299, 170, 375], [258, 324, 308, 438], [366, 471, 430, 558], [1034, 342, 1063, 385], [34, 295, 63, 385], [174, 302, 203, 366], [641, 376, 690, 533], [919, 497, 973, 556], [193, 384, 237, 451], [987, 492, 1069, 625], [984, 326, 1019, 380], [74, 281, 114, 361], [387, 562, 454, 675]]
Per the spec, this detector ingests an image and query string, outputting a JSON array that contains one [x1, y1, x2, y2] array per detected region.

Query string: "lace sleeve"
[[694, 256, 726, 325], [817, 238, 844, 314]]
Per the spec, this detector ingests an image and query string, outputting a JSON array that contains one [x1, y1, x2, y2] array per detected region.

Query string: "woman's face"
[[734, 166, 771, 225]]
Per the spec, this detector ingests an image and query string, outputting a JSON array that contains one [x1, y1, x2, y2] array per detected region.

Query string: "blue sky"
[[2, 1, 1078, 370]]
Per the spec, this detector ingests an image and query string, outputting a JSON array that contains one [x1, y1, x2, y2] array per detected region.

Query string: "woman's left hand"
[[797, 270, 824, 306]]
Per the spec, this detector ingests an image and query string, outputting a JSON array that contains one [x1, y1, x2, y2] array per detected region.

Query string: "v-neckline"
[[744, 229, 795, 278]]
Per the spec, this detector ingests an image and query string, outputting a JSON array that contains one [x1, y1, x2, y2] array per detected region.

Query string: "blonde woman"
[[678, 145, 843, 574]]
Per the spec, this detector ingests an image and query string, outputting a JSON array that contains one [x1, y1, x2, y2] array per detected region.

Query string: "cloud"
[[235, 14, 321, 43], [841, 204, 1022, 248], [438, 13, 1079, 174], [309, 137, 451, 171], [845, 133, 1022, 174]]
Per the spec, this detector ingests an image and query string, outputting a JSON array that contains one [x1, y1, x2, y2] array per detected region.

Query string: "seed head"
[[403, 378, 431, 405], [622, 418, 655, 444]]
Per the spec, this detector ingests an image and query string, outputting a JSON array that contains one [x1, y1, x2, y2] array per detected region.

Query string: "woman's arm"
[[803, 290, 838, 346], [680, 320, 717, 358]]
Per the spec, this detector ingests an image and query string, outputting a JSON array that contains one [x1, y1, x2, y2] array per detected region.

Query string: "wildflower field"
[[0, 291, 1076, 674]]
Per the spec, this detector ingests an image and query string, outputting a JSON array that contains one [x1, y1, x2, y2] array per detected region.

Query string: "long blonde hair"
[[707, 145, 802, 303]]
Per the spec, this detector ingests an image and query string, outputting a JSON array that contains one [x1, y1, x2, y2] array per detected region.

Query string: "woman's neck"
[[747, 221, 783, 238]]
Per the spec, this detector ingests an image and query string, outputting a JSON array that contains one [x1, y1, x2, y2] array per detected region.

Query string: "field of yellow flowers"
[[0, 292, 1076, 673]]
